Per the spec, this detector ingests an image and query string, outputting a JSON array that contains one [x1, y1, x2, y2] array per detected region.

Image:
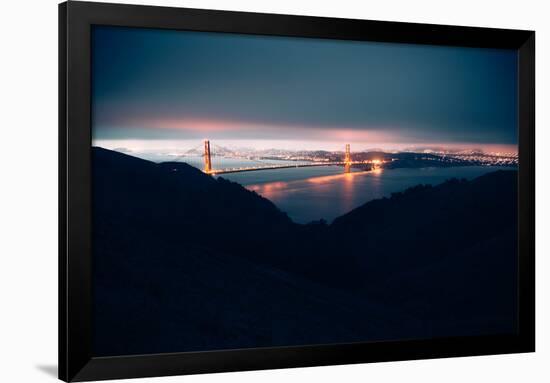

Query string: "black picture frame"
[[59, 1, 535, 381]]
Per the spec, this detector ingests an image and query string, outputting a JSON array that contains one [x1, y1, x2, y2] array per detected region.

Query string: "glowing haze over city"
[[92, 26, 518, 156]]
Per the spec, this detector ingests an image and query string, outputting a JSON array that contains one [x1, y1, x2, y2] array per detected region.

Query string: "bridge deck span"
[[208, 162, 347, 175]]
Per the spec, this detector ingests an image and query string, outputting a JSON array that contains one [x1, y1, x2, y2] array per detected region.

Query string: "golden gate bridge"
[[173, 140, 365, 175]]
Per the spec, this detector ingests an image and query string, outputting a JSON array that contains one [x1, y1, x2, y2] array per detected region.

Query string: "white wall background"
[[0, 0, 547, 381]]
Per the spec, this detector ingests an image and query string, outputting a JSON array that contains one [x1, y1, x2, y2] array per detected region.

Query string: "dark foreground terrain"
[[93, 147, 518, 356]]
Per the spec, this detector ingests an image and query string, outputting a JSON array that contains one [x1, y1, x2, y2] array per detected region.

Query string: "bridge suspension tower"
[[204, 140, 212, 173], [344, 144, 351, 173]]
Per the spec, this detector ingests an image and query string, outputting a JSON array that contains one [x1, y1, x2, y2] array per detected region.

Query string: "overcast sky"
[[92, 26, 518, 152]]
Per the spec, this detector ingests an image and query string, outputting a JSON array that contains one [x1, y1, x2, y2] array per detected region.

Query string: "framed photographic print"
[[59, 1, 535, 381]]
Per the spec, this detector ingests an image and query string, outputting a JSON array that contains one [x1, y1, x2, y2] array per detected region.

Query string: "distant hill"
[[92, 147, 518, 356]]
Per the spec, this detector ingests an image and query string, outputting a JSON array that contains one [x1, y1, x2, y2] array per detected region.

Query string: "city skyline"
[[94, 138, 517, 155]]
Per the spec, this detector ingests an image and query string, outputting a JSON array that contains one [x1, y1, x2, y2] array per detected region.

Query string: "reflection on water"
[[246, 169, 384, 223], [220, 166, 513, 224]]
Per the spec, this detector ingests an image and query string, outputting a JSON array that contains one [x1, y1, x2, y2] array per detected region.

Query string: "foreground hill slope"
[[93, 148, 400, 355], [330, 170, 518, 335], [92, 147, 518, 356]]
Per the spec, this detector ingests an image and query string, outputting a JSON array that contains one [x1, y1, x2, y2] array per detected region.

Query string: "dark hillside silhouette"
[[331, 171, 518, 335], [93, 147, 518, 356]]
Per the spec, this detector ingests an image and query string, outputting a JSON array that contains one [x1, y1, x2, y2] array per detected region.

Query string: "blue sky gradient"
[[92, 26, 518, 152]]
